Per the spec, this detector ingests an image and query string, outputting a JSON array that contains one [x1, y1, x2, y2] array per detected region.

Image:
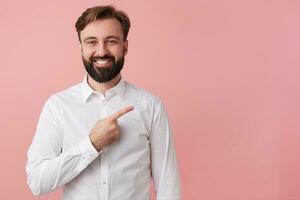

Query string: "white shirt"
[[26, 75, 181, 200]]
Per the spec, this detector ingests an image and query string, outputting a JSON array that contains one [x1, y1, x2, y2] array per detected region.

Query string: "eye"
[[108, 40, 118, 44], [86, 40, 97, 45]]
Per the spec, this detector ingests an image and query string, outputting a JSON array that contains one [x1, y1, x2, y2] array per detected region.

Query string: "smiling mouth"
[[93, 58, 112, 68]]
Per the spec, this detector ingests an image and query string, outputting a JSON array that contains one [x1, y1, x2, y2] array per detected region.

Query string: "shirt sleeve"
[[150, 98, 181, 200], [26, 96, 99, 196]]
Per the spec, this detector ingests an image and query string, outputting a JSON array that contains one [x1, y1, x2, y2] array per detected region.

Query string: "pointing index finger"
[[110, 106, 134, 120]]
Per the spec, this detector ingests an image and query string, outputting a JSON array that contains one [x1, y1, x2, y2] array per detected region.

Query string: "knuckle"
[[112, 123, 118, 129]]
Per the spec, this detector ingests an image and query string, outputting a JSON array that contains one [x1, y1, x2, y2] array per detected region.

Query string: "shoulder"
[[44, 82, 82, 109]]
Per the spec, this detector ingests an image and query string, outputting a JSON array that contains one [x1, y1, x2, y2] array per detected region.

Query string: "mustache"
[[90, 55, 115, 61]]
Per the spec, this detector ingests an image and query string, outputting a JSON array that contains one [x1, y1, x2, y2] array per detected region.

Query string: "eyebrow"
[[105, 36, 121, 41], [83, 36, 97, 43], [83, 35, 122, 43]]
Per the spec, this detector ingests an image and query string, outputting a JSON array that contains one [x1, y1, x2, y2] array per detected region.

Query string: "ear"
[[123, 40, 128, 55]]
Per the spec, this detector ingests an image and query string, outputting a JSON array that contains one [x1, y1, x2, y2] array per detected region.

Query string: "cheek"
[[111, 47, 126, 58], [82, 49, 94, 59]]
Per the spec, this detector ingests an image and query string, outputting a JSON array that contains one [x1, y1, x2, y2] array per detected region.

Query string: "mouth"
[[93, 58, 113, 68]]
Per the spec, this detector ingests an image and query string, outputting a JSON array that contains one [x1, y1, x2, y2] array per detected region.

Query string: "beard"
[[82, 54, 124, 83]]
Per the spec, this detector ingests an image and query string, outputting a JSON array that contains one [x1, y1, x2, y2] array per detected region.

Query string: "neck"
[[87, 74, 121, 95]]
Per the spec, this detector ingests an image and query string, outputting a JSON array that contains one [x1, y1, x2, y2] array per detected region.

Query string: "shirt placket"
[[99, 99, 109, 200]]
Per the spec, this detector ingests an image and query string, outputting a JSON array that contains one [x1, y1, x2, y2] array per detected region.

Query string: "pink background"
[[0, 0, 300, 199]]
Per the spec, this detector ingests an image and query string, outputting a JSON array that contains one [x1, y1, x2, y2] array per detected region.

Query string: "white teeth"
[[95, 59, 110, 64]]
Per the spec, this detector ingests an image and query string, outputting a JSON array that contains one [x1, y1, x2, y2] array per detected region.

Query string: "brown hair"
[[75, 5, 131, 42]]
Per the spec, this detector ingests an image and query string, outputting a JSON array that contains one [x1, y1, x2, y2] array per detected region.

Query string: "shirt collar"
[[81, 74, 126, 102]]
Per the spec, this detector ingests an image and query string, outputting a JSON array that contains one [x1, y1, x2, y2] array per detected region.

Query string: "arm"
[[26, 97, 99, 196], [150, 98, 181, 200]]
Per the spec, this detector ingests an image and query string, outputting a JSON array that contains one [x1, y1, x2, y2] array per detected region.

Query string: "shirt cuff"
[[78, 136, 101, 157]]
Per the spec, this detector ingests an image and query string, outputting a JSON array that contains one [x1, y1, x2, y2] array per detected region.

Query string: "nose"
[[95, 43, 109, 57]]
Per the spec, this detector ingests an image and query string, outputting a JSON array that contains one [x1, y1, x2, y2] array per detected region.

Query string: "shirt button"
[[102, 181, 106, 185]]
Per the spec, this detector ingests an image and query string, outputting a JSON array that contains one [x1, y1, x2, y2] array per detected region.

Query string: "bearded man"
[[26, 5, 181, 200]]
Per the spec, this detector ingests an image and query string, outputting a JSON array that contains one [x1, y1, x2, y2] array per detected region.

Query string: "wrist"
[[89, 135, 103, 152]]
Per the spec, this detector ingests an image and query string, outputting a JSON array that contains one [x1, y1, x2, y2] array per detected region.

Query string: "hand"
[[89, 106, 134, 152]]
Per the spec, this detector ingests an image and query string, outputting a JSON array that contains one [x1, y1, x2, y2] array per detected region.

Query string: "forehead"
[[80, 18, 124, 41]]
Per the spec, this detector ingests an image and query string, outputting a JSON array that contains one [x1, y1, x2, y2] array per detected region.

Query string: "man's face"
[[80, 18, 128, 83]]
